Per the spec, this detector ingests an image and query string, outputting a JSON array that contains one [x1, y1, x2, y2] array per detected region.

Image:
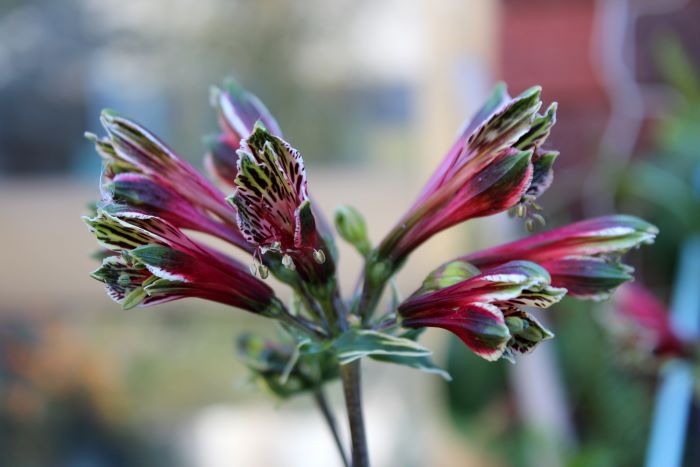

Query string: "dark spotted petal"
[[229, 126, 308, 250], [502, 307, 554, 356], [90, 255, 181, 309]]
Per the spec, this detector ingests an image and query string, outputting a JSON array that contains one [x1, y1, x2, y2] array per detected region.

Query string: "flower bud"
[[334, 205, 371, 257]]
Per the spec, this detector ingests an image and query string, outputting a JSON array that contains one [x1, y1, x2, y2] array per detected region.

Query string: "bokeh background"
[[2, 0, 700, 466]]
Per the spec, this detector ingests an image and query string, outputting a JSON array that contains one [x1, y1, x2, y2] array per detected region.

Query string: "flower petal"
[[230, 126, 307, 248], [526, 149, 558, 199], [403, 303, 511, 362], [204, 133, 240, 188], [540, 256, 633, 301], [464, 215, 658, 267], [214, 79, 283, 147], [90, 255, 182, 309], [503, 307, 555, 356], [399, 261, 553, 318]]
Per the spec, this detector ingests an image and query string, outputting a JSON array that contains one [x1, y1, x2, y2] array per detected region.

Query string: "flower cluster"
[[84, 79, 658, 371]]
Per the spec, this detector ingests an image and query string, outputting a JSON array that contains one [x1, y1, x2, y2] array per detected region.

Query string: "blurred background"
[[1, 0, 700, 466]]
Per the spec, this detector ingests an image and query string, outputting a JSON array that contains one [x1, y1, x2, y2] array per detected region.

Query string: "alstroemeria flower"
[[376, 84, 557, 266], [206, 80, 283, 188], [229, 125, 334, 284], [85, 205, 277, 315], [612, 283, 687, 357], [398, 261, 565, 361], [462, 215, 658, 300], [89, 110, 250, 252]]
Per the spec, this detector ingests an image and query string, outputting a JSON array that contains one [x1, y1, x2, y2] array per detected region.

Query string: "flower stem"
[[340, 361, 369, 467], [278, 311, 328, 339], [314, 389, 350, 467]]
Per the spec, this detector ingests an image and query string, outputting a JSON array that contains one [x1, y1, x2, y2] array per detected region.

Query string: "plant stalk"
[[340, 360, 369, 467], [314, 389, 350, 467]]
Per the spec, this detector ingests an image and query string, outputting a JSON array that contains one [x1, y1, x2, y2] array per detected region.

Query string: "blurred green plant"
[[617, 34, 700, 288]]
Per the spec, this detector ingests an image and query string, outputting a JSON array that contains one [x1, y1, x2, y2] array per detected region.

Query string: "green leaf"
[[332, 329, 432, 365], [370, 353, 452, 381]]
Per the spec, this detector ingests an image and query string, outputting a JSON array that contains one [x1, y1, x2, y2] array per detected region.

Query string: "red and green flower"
[[399, 260, 564, 361]]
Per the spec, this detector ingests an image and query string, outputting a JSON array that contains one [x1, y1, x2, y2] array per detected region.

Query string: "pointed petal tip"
[[100, 108, 119, 123], [520, 85, 542, 100]]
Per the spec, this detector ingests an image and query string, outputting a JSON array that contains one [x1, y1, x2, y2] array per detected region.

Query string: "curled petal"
[[403, 303, 511, 362]]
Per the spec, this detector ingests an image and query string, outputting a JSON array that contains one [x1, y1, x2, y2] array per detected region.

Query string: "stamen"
[[525, 219, 535, 232], [282, 254, 296, 270]]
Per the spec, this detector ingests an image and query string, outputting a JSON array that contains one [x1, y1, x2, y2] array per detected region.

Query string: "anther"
[[313, 249, 326, 264]]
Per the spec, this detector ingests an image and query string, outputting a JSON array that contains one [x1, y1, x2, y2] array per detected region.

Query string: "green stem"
[[278, 311, 328, 339], [340, 361, 369, 467], [314, 389, 350, 467]]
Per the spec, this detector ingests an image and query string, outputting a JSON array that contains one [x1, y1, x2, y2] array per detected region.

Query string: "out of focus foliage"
[[617, 35, 700, 293], [443, 33, 700, 467]]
